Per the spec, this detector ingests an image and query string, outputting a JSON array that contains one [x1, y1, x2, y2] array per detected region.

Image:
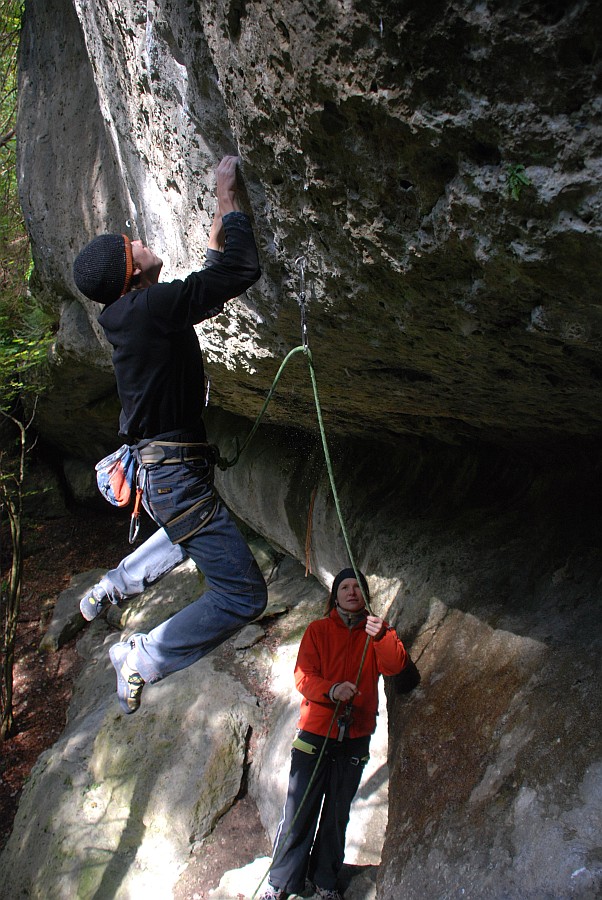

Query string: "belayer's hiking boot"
[[313, 888, 343, 900], [260, 885, 309, 899], [80, 585, 111, 621], [109, 640, 145, 714], [260, 888, 285, 900]]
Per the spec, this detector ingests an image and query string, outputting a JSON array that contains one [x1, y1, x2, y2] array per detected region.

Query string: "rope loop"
[[219, 346, 306, 469]]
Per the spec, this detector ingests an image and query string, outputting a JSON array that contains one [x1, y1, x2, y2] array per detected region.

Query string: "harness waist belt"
[[138, 441, 216, 466]]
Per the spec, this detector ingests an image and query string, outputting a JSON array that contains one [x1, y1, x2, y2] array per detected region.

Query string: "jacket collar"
[[330, 606, 367, 630]]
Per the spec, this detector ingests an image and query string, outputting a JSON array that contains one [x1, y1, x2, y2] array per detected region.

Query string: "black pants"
[[268, 730, 371, 893]]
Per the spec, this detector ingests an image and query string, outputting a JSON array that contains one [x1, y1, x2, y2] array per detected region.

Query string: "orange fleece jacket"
[[294, 608, 408, 739]]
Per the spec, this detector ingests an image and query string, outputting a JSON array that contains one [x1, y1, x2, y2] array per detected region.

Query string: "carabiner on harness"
[[337, 703, 354, 742], [129, 465, 147, 544]]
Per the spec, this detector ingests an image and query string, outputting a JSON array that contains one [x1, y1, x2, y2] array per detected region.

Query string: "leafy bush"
[[0, 0, 53, 739]]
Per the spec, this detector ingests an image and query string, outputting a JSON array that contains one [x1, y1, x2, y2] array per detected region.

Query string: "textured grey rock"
[[11, 1, 602, 898], [0, 657, 255, 899], [62, 458, 100, 505], [17, 0, 602, 452], [231, 622, 265, 649], [38, 568, 101, 652], [213, 415, 602, 898], [1, 554, 392, 900], [1, 560, 252, 900]]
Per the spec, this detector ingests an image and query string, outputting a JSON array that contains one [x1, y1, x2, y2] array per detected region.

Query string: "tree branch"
[[0, 128, 15, 149]]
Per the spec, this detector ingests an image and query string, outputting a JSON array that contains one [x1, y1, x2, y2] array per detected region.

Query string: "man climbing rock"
[[73, 155, 267, 714]]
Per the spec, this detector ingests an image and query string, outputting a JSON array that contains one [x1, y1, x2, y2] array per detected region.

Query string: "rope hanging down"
[[221, 258, 370, 619], [234, 257, 375, 899]]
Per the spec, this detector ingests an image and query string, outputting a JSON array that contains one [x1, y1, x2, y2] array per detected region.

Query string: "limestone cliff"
[[12, 1, 602, 898]]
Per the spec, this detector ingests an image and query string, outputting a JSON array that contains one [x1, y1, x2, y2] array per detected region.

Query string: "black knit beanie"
[[329, 567, 370, 607], [73, 233, 133, 304]]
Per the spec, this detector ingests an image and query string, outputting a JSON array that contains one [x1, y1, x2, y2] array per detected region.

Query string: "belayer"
[[261, 568, 409, 900], [73, 155, 267, 714]]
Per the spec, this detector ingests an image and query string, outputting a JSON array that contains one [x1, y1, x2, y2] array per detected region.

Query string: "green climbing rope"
[[220, 268, 376, 897], [217, 345, 306, 470], [231, 340, 376, 898], [219, 339, 372, 618], [250, 697, 342, 898], [304, 347, 373, 616]]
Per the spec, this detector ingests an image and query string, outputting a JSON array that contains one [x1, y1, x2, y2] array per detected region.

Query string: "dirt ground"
[[0, 505, 271, 895], [173, 794, 271, 900]]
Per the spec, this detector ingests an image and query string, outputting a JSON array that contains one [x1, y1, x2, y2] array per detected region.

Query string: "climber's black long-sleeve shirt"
[[98, 212, 260, 443]]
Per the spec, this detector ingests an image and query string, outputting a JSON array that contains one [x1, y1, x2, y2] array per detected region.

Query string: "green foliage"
[[0, 0, 53, 415], [0, 315, 51, 409], [0, 0, 52, 741], [506, 163, 531, 201], [1, 2, 26, 269]]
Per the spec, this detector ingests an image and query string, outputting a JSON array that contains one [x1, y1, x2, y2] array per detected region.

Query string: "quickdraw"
[[295, 255, 309, 351]]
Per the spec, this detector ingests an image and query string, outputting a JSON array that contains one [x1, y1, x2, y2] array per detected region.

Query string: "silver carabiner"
[[295, 256, 309, 351], [129, 466, 147, 544], [295, 256, 307, 304]]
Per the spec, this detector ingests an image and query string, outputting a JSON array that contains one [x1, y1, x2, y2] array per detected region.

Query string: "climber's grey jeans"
[[99, 527, 186, 601], [125, 459, 267, 684]]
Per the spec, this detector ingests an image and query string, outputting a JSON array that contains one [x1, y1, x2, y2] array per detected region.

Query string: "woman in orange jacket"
[[261, 568, 408, 900]]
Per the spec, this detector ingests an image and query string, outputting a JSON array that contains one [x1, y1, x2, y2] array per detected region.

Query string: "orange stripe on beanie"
[[121, 234, 133, 297]]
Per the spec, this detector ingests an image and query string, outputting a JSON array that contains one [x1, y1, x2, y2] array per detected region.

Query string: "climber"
[[73, 155, 267, 715], [261, 568, 408, 900]]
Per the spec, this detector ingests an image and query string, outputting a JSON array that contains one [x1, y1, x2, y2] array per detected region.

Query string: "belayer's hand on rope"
[[330, 681, 358, 703], [365, 614, 386, 640]]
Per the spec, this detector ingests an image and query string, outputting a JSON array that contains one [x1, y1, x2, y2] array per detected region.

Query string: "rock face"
[[0, 560, 258, 900], [17, 0, 602, 452], [212, 408, 602, 898], [0, 554, 392, 899], [13, 1, 602, 898]]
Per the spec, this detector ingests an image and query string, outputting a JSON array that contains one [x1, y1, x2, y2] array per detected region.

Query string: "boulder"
[[11, 0, 602, 896], [1, 554, 394, 899], [15, 0, 602, 453]]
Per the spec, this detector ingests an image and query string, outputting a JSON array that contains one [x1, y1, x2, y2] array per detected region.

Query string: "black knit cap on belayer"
[[73, 233, 133, 305], [330, 567, 370, 606]]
